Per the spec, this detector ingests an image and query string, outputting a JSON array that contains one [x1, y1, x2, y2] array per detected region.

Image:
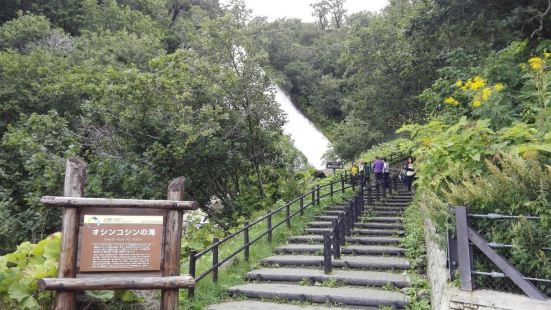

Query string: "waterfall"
[[274, 86, 331, 169]]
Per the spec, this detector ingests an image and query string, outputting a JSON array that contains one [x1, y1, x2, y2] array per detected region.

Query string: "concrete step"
[[208, 301, 363, 310], [245, 268, 409, 288], [229, 283, 408, 308], [308, 221, 334, 228], [275, 244, 405, 256], [261, 255, 410, 270]]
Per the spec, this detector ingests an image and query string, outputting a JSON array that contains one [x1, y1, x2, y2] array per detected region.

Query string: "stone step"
[[354, 222, 404, 229], [245, 268, 409, 287], [229, 283, 408, 308], [261, 255, 410, 270], [308, 221, 335, 228], [323, 210, 345, 215], [341, 245, 405, 256], [373, 207, 406, 212], [313, 215, 339, 221], [351, 228, 404, 236], [370, 210, 403, 216], [289, 235, 400, 245], [208, 301, 363, 310], [360, 216, 402, 223], [346, 236, 401, 245], [305, 228, 403, 236], [275, 244, 405, 256]]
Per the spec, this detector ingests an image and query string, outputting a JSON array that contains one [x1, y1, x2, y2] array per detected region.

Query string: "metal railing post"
[[341, 174, 345, 193], [244, 223, 250, 262], [311, 189, 315, 206], [188, 250, 197, 298], [455, 206, 473, 291], [300, 196, 304, 216], [267, 210, 272, 243], [316, 185, 320, 205], [323, 231, 332, 274], [212, 238, 219, 283], [332, 219, 340, 259], [330, 182, 334, 198], [375, 183, 380, 202], [285, 204, 291, 229]]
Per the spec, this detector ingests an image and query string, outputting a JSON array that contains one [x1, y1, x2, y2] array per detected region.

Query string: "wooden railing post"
[[267, 210, 272, 243], [212, 238, 219, 283], [55, 157, 86, 310], [455, 206, 473, 291], [244, 223, 250, 262], [188, 250, 197, 298], [161, 177, 186, 310]]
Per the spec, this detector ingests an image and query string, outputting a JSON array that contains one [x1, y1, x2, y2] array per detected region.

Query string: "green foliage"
[[0, 233, 60, 309], [0, 112, 80, 250], [328, 116, 383, 160], [0, 14, 53, 51]]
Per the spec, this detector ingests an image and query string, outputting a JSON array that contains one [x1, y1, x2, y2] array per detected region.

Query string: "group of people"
[[349, 157, 416, 192]]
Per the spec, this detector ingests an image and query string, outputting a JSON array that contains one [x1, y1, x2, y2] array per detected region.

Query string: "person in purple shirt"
[[372, 156, 384, 184]]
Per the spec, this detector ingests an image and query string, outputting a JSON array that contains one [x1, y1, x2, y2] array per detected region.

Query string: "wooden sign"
[[79, 215, 164, 272], [326, 161, 344, 169], [38, 157, 199, 310]]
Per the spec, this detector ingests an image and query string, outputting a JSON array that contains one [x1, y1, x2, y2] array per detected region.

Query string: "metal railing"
[[186, 175, 354, 297], [186, 150, 410, 298], [447, 206, 549, 300], [320, 153, 410, 273]]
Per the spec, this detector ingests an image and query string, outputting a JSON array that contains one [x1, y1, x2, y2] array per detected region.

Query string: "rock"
[[314, 170, 327, 178], [416, 288, 430, 301]]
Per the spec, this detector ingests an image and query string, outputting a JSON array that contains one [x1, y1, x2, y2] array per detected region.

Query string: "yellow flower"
[[454, 80, 463, 88], [528, 57, 544, 71], [494, 83, 505, 91], [471, 99, 482, 108], [544, 52, 551, 59], [481, 87, 492, 101], [464, 76, 486, 91], [444, 96, 460, 106]]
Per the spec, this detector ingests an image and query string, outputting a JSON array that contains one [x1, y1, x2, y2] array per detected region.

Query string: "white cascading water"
[[274, 86, 331, 169]]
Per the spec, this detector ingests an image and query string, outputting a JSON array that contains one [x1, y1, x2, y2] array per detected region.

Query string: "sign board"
[[326, 161, 343, 169], [79, 215, 164, 272]]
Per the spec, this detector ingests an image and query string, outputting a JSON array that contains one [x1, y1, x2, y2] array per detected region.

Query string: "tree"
[[310, 1, 330, 30]]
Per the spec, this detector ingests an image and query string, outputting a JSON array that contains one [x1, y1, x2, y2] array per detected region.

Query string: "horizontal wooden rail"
[[40, 196, 199, 210], [39, 275, 195, 290]]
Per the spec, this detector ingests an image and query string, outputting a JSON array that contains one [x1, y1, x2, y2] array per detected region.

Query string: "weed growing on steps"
[[179, 191, 355, 310]]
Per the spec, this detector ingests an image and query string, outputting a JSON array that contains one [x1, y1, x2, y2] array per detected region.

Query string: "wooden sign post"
[[39, 158, 198, 310]]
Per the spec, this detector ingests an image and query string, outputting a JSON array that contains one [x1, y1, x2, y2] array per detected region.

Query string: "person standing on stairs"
[[351, 161, 359, 185], [404, 157, 415, 192], [382, 158, 390, 189], [372, 156, 384, 185]]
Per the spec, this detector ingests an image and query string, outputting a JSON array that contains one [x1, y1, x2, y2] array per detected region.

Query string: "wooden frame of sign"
[[38, 157, 199, 310]]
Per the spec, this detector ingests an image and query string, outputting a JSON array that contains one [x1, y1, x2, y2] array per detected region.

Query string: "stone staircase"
[[209, 179, 413, 309]]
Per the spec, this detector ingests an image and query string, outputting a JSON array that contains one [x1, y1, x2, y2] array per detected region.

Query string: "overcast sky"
[[221, 0, 389, 22]]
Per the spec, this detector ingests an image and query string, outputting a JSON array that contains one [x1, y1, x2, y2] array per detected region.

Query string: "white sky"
[[222, 0, 389, 22]]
